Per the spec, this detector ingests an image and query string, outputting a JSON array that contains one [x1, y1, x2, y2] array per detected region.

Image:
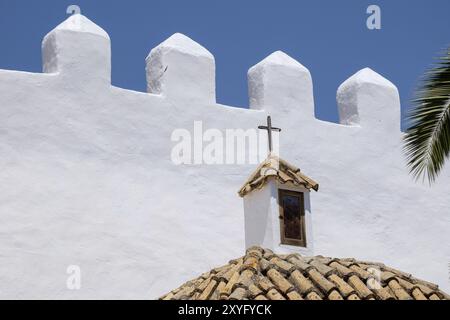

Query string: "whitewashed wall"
[[0, 15, 448, 299], [244, 181, 314, 256]]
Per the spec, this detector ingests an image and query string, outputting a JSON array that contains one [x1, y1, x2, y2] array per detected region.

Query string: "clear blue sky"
[[0, 0, 449, 128]]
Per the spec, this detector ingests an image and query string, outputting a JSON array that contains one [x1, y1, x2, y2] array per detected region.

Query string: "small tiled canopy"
[[238, 155, 319, 197], [160, 247, 449, 300]]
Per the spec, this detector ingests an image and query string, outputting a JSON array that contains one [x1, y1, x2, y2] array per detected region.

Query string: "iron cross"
[[258, 116, 281, 152]]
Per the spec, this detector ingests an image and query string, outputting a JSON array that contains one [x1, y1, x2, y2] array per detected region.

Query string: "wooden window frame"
[[278, 189, 307, 247]]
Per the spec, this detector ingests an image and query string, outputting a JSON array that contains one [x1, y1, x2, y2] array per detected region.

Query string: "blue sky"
[[0, 0, 449, 128]]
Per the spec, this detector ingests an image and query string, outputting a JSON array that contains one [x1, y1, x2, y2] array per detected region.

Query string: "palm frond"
[[404, 47, 450, 183]]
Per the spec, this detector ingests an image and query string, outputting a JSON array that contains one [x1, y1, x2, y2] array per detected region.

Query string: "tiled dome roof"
[[161, 247, 449, 300]]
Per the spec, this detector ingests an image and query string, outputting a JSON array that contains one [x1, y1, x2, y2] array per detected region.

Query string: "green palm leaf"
[[404, 48, 450, 183]]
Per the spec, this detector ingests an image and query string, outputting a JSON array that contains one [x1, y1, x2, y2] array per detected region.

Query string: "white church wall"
[[0, 14, 449, 299], [243, 180, 275, 249]]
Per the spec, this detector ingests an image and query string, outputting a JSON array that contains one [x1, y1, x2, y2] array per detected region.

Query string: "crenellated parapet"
[[1, 14, 401, 131], [337, 68, 401, 132], [42, 14, 111, 86], [146, 33, 216, 105], [248, 51, 315, 120]]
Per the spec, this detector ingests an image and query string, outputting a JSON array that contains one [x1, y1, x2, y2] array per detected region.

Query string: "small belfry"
[[238, 116, 319, 255]]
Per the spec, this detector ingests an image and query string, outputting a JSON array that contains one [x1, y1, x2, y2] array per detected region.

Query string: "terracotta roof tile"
[[267, 269, 293, 294], [308, 269, 336, 294], [229, 287, 247, 300], [222, 271, 240, 296], [381, 271, 398, 283], [288, 256, 314, 273], [287, 290, 303, 300], [429, 294, 440, 300], [388, 279, 413, 300], [289, 270, 315, 295], [248, 283, 263, 298], [198, 279, 218, 300], [238, 155, 319, 197], [396, 277, 416, 292], [328, 273, 355, 297], [306, 291, 322, 300], [257, 275, 276, 292], [415, 282, 435, 296], [329, 261, 356, 278], [160, 247, 449, 300], [373, 285, 395, 300], [348, 275, 375, 299], [411, 288, 427, 300], [347, 293, 361, 300], [267, 288, 286, 300], [349, 264, 371, 280], [328, 290, 344, 300], [310, 260, 335, 277], [270, 257, 296, 274]]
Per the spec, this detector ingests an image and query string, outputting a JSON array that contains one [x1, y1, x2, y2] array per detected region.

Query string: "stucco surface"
[[0, 15, 449, 299]]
